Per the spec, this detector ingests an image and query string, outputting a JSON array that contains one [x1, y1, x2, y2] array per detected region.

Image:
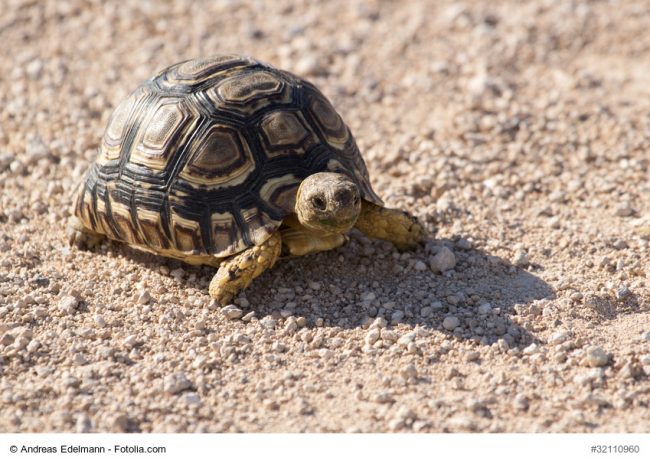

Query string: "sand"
[[0, 0, 649, 432]]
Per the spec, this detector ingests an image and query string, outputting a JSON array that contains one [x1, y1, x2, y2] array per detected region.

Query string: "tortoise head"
[[295, 172, 362, 234]]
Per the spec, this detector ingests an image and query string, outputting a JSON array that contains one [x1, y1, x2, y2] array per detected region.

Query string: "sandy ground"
[[1, 0, 649, 433]]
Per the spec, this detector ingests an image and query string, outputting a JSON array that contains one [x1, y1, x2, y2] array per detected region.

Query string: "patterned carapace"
[[74, 55, 381, 259]]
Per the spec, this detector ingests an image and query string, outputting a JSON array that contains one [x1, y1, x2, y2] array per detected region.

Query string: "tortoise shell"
[[73, 55, 382, 259]]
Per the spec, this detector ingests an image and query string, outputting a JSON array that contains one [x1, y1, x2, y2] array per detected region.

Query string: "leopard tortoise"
[[70, 55, 425, 305]]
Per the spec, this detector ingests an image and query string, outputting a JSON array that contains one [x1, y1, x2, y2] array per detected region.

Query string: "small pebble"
[[523, 343, 539, 355], [0, 333, 15, 346], [93, 315, 107, 328], [170, 268, 185, 280], [374, 392, 395, 404], [514, 394, 529, 411], [111, 414, 129, 432], [391, 310, 404, 324], [137, 290, 151, 305], [26, 339, 41, 353], [513, 250, 529, 267], [365, 328, 380, 345], [549, 330, 568, 345], [615, 286, 631, 301], [164, 372, 193, 395], [221, 305, 243, 320], [58, 296, 79, 314], [400, 364, 418, 380], [123, 335, 138, 348], [420, 306, 432, 318], [414, 260, 427, 271], [442, 316, 460, 331], [585, 346, 610, 367], [184, 392, 202, 406], [456, 238, 472, 250], [615, 202, 634, 217], [429, 247, 456, 273]]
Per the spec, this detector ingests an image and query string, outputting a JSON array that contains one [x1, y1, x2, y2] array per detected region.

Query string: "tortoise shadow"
[[93, 231, 554, 349], [210, 232, 552, 348]]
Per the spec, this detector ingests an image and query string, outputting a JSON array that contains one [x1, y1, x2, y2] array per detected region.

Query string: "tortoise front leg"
[[354, 200, 425, 251], [209, 231, 282, 306]]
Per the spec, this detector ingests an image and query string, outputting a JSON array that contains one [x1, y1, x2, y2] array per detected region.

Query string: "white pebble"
[[548, 330, 568, 345], [414, 260, 427, 271], [93, 315, 106, 328], [585, 346, 610, 367], [615, 286, 631, 300], [400, 364, 418, 380], [523, 343, 539, 355], [294, 55, 321, 76], [26, 339, 41, 353], [398, 332, 416, 346], [137, 290, 151, 305], [123, 335, 138, 348], [615, 202, 634, 217], [221, 305, 243, 320], [170, 268, 185, 280], [429, 247, 456, 273], [513, 250, 529, 267], [164, 372, 192, 395], [573, 368, 604, 386], [184, 392, 202, 406], [365, 328, 380, 345], [442, 316, 460, 331], [58, 296, 79, 314], [477, 303, 492, 314], [420, 307, 432, 318]]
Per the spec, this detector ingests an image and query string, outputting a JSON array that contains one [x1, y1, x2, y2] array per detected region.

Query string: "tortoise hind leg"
[[68, 216, 105, 249], [354, 200, 425, 251], [209, 231, 282, 306]]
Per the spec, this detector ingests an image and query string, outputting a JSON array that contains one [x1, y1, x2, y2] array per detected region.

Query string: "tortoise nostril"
[[311, 195, 326, 210]]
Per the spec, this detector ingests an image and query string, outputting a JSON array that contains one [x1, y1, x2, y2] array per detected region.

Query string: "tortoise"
[[70, 55, 424, 305]]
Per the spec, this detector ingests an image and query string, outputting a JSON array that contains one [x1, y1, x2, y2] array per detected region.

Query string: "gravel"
[[442, 316, 460, 331], [584, 346, 611, 368], [57, 296, 79, 315], [221, 305, 244, 320], [429, 247, 456, 273], [164, 373, 193, 395], [1, 0, 649, 434]]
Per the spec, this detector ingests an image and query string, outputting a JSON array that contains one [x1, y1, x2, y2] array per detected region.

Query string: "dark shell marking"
[[74, 55, 382, 258]]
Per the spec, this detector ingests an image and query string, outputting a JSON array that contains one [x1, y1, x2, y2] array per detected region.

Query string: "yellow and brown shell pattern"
[[73, 55, 382, 259]]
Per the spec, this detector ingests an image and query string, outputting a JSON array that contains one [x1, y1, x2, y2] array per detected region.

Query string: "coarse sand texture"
[[0, 0, 649, 432]]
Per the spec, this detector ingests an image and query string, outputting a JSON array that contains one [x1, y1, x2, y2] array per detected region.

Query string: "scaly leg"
[[280, 215, 346, 256], [209, 231, 282, 306], [354, 200, 424, 250]]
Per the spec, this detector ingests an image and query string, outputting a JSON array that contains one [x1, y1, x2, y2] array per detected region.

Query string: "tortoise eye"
[[311, 196, 326, 210]]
